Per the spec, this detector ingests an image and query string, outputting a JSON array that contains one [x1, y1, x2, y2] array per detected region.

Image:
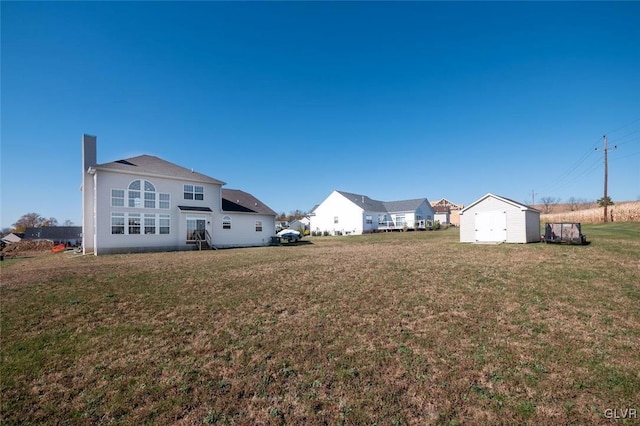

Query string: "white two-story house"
[[310, 190, 435, 235], [81, 134, 276, 255]]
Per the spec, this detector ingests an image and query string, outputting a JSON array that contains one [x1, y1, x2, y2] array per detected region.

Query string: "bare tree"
[[11, 213, 58, 232], [540, 197, 560, 214], [568, 197, 579, 211], [63, 219, 74, 226]]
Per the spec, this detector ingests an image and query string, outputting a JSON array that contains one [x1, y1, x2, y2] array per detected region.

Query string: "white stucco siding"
[[213, 213, 275, 248], [310, 191, 364, 235], [93, 169, 222, 254]]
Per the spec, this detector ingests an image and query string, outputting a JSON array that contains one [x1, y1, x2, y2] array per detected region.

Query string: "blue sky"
[[2, 1, 639, 229]]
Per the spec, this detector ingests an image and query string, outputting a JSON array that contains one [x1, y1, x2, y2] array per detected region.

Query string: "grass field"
[[2, 224, 639, 425]]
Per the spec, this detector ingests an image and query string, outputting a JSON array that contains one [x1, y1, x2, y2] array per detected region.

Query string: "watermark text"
[[604, 408, 637, 420]]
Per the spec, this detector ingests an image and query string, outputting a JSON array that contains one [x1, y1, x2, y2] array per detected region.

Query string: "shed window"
[[256, 221, 263, 232]]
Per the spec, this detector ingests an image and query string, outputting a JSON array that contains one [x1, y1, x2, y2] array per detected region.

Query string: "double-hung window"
[[184, 184, 204, 200], [111, 189, 125, 207], [144, 214, 156, 234], [256, 221, 263, 232], [111, 213, 125, 234], [128, 213, 141, 234], [159, 215, 170, 234], [159, 193, 170, 209], [222, 216, 231, 230]]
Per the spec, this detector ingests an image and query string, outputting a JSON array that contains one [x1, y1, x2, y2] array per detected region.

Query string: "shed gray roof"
[[94, 155, 225, 185], [222, 189, 277, 216], [461, 193, 540, 213], [336, 190, 430, 214]]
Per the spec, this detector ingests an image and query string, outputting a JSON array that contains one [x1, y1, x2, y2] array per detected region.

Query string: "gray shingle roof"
[[222, 189, 277, 216], [94, 155, 225, 185], [382, 198, 428, 213], [461, 193, 540, 213], [336, 190, 429, 214], [336, 191, 387, 211]]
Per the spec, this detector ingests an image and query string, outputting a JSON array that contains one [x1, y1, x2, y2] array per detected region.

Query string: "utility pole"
[[603, 135, 608, 222], [530, 190, 537, 206], [598, 135, 617, 223]]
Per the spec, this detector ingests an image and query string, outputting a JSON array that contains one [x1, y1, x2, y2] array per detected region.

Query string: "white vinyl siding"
[[460, 194, 540, 243]]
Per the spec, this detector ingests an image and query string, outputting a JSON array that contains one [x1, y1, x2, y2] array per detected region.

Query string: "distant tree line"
[[534, 196, 614, 214], [2, 213, 74, 236], [276, 210, 309, 222]]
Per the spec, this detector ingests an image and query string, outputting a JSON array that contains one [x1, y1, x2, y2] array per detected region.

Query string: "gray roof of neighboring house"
[[222, 189, 277, 216], [382, 198, 430, 213], [24, 227, 82, 241], [336, 190, 431, 214], [94, 155, 225, 185], [336, 190, 387, 211]]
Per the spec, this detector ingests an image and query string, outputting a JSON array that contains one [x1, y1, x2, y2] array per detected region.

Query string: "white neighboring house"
[[81, 135, 276, 255], [1, 233, 24, 245], [459, 193, 540, 244], [433, 206, 451, 225], [288, 217, 310, 232], [310, 190, 435, 235]]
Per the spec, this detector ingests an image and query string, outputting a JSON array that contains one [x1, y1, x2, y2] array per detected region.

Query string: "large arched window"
[[111, 179, 170, 210], [128, 179, 156, 208]]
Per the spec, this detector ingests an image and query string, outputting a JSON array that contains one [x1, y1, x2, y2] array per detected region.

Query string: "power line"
[[537, 119, 639, 197], [604, 117, 640, 136]]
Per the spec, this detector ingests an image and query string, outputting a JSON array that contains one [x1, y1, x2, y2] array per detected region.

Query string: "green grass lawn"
[[1, 223, 639, 425]]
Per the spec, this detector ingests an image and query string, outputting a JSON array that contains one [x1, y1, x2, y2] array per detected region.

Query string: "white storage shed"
[[459, 193, 541, 243]]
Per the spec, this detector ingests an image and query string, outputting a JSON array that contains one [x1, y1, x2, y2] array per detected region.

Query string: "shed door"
[[474, 210, 507, 242]]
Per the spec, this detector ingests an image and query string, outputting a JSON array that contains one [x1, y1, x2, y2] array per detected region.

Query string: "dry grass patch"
[[2, 225, 639, 425]]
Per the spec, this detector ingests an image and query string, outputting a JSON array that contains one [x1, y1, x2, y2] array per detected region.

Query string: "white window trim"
[[111, 212, 170, 235]]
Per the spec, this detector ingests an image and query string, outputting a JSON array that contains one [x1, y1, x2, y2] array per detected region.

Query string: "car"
[[277, 229, 302, 242]]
